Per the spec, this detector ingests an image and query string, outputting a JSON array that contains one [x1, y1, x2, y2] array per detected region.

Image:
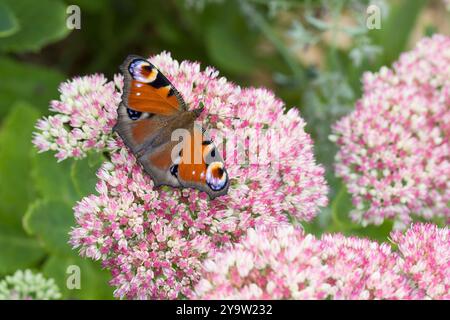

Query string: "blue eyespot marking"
[[206, 162, 228, 191], [170, 164, 179, 177], [127, 108, 142, 120]]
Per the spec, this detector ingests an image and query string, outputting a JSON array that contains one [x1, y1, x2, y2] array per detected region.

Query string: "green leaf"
[[0, 102, 40, 229], [71, 153, 104, 197], [328, 183, 395, 242], [23, 200, 74, 257], [0, 0, 70, 52], [203, 3, 257, 75], [352, 220, 394, 243], [69, 0, 108, 13], [43, 255, 113, 299], [205, 22, 256, 74], [31, 152, 79, 205], [0, 57, 65, 117], [330, 183, 357, 230], [0, 223, 46, 274], [0, 1, 19, 38], [301, 207, 332, 237], [370, 0, 427, 67]]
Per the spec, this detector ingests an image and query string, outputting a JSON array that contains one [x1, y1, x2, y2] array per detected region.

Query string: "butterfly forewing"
[[120, 54, 186, 114]]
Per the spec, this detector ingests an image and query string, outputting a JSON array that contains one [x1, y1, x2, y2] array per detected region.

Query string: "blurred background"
[[0, 0, 448, 299]]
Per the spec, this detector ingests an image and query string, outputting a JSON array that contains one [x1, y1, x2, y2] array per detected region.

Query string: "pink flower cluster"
[[332, 35, 450, 228], [39, 52, 330, 299], [33, 74, 122, 161], [391, 223, 450, 298], [195, 223, 449, 300]]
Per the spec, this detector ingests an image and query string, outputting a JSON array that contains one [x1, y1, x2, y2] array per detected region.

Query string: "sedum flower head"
[[33, 52, 328, 299], [332, 35, 450, 228], [0, 270, 61, 300], [33, 74, 122, 161], [195, 223, 448, 300], [391, 223, 449, 299]]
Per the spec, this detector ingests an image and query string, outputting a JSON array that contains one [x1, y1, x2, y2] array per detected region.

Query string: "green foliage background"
[[0, 0, 448, 299]]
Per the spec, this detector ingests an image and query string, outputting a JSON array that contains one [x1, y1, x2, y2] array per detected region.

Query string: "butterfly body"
[[114, 55, 229, 199]]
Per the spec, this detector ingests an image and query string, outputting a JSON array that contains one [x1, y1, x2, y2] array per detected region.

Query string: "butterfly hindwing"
[[175, 124, 229, 199], [114, 103, 173, 156], [136, 120, 229, 198], [132, 111, 197, 188], [138, 137, 182, 188]]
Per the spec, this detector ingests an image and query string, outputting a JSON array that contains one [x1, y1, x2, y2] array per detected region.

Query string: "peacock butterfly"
[[113, 55, 229, 199]]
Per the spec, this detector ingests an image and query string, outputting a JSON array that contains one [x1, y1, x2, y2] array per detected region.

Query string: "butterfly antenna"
[[198, 103, 269, 125], [204, 112, 270, 126], [197, 102, 240, 120], [207, 113, 241, 120]]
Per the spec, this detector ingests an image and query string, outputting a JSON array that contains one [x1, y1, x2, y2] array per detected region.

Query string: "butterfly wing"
[[135, 115, 230, 199], [130, 111, 196, 189], [120, 54, 187, 114], [114, 55, 187, 187], [115, 54, 187, 153], [137, 133, 182, 188], [174, 124, 230, 199]]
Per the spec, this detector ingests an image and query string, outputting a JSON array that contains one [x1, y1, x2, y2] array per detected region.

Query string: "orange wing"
[[113, 103, 172, 155], [174, 125, 229, 199], [120, 55, 186, 115], [131, 121, 229, 198]]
